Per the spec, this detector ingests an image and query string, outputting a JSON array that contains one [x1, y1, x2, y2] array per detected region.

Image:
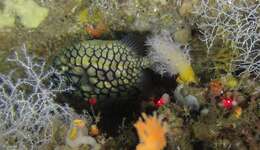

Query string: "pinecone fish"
[[54, 40, 150, 100]]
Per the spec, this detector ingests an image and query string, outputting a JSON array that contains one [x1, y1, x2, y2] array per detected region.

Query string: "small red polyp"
[[221, 97, 233, 109], [153, 98, 166, 108], [88, 98, 97, 105]]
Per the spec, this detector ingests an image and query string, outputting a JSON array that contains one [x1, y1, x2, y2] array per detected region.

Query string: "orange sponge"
[[134, 113, 168, 150]]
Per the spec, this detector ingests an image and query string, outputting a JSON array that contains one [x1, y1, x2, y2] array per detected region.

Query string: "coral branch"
[[193, 0, 260, 78], [0, 45, 74, 149]]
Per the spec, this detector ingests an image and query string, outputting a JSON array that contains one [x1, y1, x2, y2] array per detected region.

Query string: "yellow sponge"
[[0, 0, 49, 28]]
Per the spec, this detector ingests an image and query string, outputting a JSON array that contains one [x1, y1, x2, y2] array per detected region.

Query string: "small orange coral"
[[209, 79, 223, 97], [134, 113, 168, 150], [233, 106, 242, 118], [85, 22, 107, 38], [89, 124, 99, 136]]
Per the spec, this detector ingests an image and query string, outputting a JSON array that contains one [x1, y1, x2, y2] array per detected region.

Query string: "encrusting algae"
[[0, 0, 49, 28], [134, 113, 168, 150]]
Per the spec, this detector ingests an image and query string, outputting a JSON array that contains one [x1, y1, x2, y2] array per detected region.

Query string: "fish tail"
[[141, 57, 152, 69]]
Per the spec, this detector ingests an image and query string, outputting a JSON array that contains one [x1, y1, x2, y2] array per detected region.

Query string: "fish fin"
[[137, 69, 156, 96], [120, 33, 148, 56]]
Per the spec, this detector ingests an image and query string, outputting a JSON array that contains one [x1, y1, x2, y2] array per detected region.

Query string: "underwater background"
[[0, 0, 259, 150]]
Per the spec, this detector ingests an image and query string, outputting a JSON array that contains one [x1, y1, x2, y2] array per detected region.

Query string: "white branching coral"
[[0, 46, 75, 149], [146, 31, 197, 84], [193, 0, 260, 78], [234, 49, 260, 78]]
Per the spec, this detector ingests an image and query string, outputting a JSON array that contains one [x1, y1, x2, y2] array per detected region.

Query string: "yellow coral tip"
[[69, 127, 78, 140], [177, 66, 197, 84], [73, 119, 86, 128]]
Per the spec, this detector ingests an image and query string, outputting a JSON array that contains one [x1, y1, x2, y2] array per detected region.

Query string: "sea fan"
[[0, 46, 75, 149], [193, 0, 260, 78]]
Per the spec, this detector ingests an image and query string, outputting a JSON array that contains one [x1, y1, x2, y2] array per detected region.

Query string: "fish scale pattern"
[[55, 40, 149, 100]]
